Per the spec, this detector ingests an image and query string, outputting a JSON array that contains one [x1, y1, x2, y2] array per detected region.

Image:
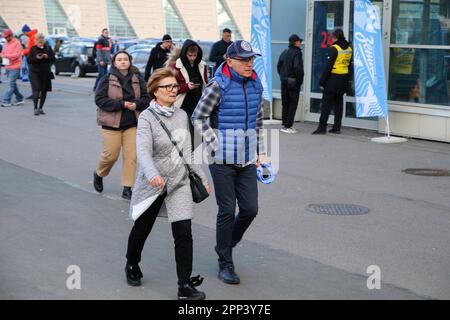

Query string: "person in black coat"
[[277, 34, 304, 133], [27, 33, 55, 116], [144, 34, 173, 82], [209, 28, 233, 72], [313, 29, 353, 134]]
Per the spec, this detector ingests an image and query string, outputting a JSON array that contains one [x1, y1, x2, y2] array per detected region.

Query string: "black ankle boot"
[[178, 275, 205, 300], [93, 171, 103, 193], [122, 186, 132, 200], [34, 109, 39, 116], [125, 262, 142, 286], [39, 108, 45, 115]]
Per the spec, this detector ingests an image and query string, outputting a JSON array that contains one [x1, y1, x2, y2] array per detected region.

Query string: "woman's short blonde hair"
[[147, 68, 177, 99], [35, 33, 45, 44]]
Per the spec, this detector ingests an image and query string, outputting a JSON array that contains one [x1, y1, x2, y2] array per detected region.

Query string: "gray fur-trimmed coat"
[[129, 106, 208, 223]]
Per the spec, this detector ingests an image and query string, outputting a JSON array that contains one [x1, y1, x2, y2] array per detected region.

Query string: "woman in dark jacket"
[[27, 33, 55, 115], [93, 50, 150, 200]]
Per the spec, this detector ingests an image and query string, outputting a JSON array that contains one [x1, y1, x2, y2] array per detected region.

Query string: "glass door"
[[304, 0, 384, 130]]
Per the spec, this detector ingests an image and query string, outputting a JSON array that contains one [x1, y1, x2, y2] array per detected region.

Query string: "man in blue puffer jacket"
[[192, 40, 266, 285]]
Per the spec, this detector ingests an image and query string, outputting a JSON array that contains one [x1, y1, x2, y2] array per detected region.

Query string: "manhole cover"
[[306, 204, 370, 215], [402, 168, 450, 177]]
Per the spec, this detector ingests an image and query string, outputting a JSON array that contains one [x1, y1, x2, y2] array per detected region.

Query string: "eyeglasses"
[[158, 84, 180, 92], [231, 56, 256, 63]]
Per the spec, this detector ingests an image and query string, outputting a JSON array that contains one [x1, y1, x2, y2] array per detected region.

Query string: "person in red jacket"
[[22, 24, 38, 99], [1, 29, 24, 107]]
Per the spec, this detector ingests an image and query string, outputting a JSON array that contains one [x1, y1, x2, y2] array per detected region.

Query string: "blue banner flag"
[[353, 0, 387, 117], [251, 0, 272, 101]]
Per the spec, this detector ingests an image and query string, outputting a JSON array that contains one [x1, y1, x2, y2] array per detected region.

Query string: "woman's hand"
[[150, 176, 165, 188], [205, 184, 211, 194]]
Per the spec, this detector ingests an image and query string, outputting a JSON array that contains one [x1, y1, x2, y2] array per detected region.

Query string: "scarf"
[[149, 100, 175, 117]]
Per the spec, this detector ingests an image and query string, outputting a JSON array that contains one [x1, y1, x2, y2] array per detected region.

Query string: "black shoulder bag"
[[148, 108, 209, 203]]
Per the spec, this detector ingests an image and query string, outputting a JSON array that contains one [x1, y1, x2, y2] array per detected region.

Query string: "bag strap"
[[148, 108, 193, 174]]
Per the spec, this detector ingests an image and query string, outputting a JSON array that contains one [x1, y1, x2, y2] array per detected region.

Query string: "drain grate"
[[402, 168, 450, 177], [306, 204, 370, 215]]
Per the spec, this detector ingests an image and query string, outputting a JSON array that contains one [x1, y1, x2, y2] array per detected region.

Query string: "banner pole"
[[386, 116, 390, 138]]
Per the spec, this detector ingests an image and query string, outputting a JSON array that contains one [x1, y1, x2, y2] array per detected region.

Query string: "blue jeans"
[[209, 164, 258, 269], [94, 64, 108, 90], [3, 69, 24, 104]]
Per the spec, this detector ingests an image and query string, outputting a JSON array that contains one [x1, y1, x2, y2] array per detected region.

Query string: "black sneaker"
[[312, 128, 326, 135], [329, 128, 341, 134], [218, 266, 240, 284], [93, 171, 103, 193], [122, 186, 132, 200], [178, 275, 205, 300], [125, 262, 142, 286]]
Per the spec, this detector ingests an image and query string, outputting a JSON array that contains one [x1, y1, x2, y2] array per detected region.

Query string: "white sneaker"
[[14, 100, 25, 106], [1, 103, 11, 107], [288, 128, 297, 133], [280, 128, 290, 133]]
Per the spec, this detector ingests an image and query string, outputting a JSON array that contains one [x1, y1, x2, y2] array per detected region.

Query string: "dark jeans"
[[94, 64, 108, 90], [209, 164, 258, 269], [318, 91, 344, 130], [126, 192, 193, 285], [281, 80, 300, 128]]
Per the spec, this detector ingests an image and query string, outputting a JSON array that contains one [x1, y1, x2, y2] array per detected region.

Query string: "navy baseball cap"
[[226, 40, 261, 60]]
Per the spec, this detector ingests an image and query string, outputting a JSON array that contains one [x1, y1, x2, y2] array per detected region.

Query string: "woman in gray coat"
[[125, 68, 210, 300]]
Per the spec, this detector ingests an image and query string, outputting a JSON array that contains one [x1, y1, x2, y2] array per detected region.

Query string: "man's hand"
[[188, 82, 199, 90], [150, 176, 165, 188], [205, 184, 211, 194], [124, 101, 137, 111], [320, 86, 324, 91], [99, 61, 105, 66], [256, 154, 267, 168]]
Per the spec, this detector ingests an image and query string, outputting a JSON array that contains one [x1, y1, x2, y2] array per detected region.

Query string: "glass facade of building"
[[270, 0, 307, 91], [43, 0, 78, 36], [270, 0, 450, 138], [389, 0, 450, 108], [217, 0, 243, 39], [0, 16, 9, 32], [163, 0, 191, 39], [106, 0, 137, 38]]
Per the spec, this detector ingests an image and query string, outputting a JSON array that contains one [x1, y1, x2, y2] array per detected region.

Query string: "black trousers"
[[126, 192, 193, 285], [318, 91, 344, 130], [209, 164, 258, 269], [281, 80, 300, 128], [32, 90, 47, 110]]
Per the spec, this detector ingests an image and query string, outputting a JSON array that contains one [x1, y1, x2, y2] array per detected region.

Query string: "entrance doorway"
[[303, 0, 384, 130]]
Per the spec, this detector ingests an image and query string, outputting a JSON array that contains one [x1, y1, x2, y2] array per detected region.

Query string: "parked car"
[[52, 43, 97, 77], [126, 44, 154, 55], [130, 49, 151, 77]]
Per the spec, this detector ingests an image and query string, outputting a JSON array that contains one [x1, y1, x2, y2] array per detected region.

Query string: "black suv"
[[53, 43, 97, 77]]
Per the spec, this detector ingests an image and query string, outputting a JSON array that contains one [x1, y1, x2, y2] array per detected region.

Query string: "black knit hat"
[[288, 34, 303, 45]]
